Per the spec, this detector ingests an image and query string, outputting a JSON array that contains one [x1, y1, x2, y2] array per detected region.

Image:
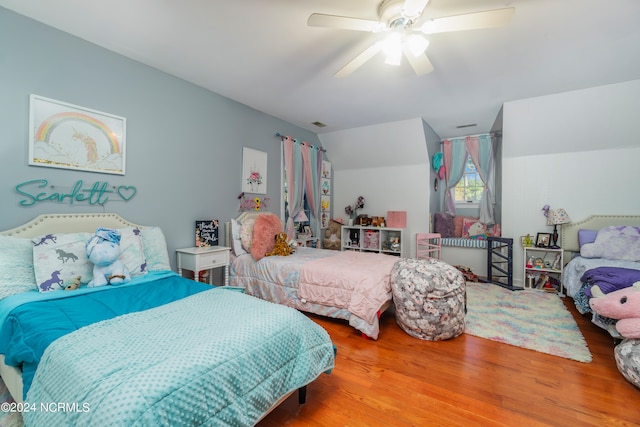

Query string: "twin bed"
[[226, 212, 399, 340], [561, 214, 640, 337], [0, 213, 335, 426]]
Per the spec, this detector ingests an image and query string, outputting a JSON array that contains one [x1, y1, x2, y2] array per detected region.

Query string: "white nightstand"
[[296, 235, 318, 248], [176, 246, 231, 286]]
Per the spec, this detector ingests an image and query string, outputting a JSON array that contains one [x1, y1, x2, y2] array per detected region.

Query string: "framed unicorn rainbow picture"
[[29, 94, 127, 175]]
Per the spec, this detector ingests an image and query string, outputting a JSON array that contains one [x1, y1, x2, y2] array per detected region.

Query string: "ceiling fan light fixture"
[[382, 32, 403, 65], [406, 34, 429, 57], [308, 2, 515, 77]]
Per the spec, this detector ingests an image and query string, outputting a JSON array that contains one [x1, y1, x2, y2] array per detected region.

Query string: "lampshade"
[[547, 208, 571, 226], [293, 210, 309, 223]]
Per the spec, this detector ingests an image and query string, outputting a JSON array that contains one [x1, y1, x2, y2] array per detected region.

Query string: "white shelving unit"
[[341, 225, 404, 258], [523, 246, 564, 294]]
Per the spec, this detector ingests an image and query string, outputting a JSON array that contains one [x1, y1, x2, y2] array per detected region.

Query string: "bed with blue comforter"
[[0, 272, 335, 426]]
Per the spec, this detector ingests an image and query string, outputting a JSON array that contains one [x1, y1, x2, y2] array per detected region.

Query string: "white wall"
[[502, 79, 640, 286], [319, 118, 434, 257]]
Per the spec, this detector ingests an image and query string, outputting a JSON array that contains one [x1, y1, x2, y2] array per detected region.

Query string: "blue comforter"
[[0, 271, 211, 398], [1, 272, 335, 426]]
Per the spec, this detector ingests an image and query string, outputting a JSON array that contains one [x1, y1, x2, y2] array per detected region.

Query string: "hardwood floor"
[[258, 298, 640, 427]]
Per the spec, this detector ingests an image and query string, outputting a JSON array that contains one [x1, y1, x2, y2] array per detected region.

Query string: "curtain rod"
[[439, 132, 501, 143], [275, 132, 326, 152]]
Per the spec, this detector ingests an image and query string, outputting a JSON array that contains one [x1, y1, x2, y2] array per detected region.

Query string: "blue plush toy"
[[86, 228, 131, 287]]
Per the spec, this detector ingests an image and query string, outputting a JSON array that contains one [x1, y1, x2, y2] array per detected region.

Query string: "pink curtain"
[[283, 137, 304, 239], [283, 137, 324, 239], [464, 134, 495, 224], [301, 143, 323, 235], [442, 138, 468, 215], [442, 134, 495, 223]]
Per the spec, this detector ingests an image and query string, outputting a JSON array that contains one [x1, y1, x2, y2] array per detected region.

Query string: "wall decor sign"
[[237, 193, 270, 212], [15, 179, 137, 207], [195, 220, 219, 247], [241, 147, 267, 194], [29, 94, 126, 175]]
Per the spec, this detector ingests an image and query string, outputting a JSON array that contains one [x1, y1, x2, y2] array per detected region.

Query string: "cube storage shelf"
[[523, 246, 564, 294], [341, 225, 404, 257]]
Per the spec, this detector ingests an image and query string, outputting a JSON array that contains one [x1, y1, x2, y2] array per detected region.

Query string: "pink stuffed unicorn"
[[589, 282, 640, 339]]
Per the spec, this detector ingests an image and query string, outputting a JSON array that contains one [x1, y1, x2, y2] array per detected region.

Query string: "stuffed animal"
[[323, 220, 342, 250], [64, 276, 82, 291], [266, 232, 293, 257], [86, 228, 131, 287], [589, 282, 640, 339]]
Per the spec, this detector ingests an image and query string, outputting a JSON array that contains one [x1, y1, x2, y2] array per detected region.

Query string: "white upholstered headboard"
[[0, 213, 145, 238], [561, 214, 640, 252], [224, 211, 277, 247]]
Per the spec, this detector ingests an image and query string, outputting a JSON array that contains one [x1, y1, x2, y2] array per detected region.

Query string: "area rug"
[[465, 282, 592, 363]]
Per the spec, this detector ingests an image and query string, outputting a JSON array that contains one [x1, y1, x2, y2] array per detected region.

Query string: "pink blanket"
[[298, 251, 397, 324]]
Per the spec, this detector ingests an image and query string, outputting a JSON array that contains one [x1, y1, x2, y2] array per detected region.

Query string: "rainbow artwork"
[[29, 95, 126, 175], [34, 111, 121, 154]]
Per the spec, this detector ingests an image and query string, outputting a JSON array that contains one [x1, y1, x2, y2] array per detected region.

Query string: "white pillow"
[[117, 227, 148, 277], [32, 232, 93, 292], [239, 218, 256, 252], [32, 228, 148, 292], [231, 219, 247, 256], [0, 235, 38, 299], [141, 227, 172, 271], [580, 226, 640, 261]]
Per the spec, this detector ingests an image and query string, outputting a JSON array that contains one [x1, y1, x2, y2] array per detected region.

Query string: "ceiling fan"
[[307, 0, 515, 77]]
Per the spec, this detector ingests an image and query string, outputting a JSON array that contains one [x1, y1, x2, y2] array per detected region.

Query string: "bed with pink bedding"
[[227, 213, 398, 339]]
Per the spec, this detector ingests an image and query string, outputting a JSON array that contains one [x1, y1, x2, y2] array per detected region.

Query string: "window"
[[454, 157, 484, 204]]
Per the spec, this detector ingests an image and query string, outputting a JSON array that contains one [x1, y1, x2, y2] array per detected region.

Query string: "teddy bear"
[[589, 282, 640, 339], [64, 276, 82, 291], [86, 227, 131, 288], [323, 219, 342, 250], [266, 232, 293, 257]]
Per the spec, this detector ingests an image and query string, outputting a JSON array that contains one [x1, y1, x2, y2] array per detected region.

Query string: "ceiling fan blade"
[[403, 47, 434, 76], [307, 13, 384, 32], [335, 42, 383, 78], [420, 7, 515, 35], [402, 0, 430, 20]]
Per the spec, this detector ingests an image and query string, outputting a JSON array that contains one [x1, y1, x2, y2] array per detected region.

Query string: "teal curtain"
[[465, 134, 495, 224]]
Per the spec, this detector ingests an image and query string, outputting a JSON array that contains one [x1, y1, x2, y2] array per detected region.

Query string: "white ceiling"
[[2, 0, 640, 138]]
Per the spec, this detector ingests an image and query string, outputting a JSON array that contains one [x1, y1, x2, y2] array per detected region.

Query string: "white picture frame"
[[242, 147, 267, 194], [29, 94, 126, 175]]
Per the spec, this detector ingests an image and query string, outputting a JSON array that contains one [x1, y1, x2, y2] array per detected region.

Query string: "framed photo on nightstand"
[[535, 232, 551, 248]]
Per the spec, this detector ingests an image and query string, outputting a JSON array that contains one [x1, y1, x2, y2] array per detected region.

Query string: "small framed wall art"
[[242, 147, 267, 194], [29, 94, 126, 175]]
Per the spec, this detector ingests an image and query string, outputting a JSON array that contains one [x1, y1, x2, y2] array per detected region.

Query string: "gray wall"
[[0, 8, 321, 268]]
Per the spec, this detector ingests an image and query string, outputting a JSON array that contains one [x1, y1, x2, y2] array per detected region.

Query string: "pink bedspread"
[[298, 251, 397, 324]]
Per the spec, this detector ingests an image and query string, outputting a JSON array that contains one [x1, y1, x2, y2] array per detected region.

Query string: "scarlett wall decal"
[[15, 179, 137, 207]]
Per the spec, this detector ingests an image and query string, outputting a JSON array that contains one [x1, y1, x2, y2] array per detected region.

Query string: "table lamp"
[[547, 208, 571, 249], [293, 210, 309, 233]]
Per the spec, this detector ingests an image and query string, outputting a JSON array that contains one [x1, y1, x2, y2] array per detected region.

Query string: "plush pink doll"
[[589, 282, 640, 339]]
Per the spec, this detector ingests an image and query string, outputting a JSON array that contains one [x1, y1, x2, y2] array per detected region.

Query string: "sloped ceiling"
[[1, 0, 640, 138]]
